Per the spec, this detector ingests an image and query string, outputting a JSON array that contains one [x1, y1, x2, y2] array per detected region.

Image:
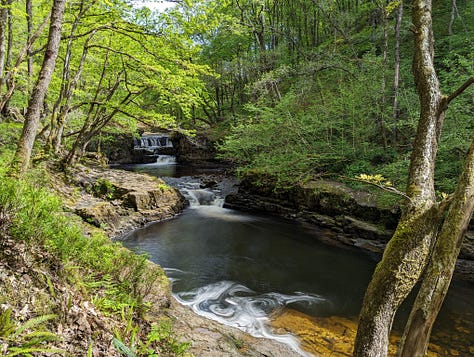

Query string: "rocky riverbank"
[[52, 162, 302, 356], [61, 163, 186, 238], [224, 173, 474, 281]]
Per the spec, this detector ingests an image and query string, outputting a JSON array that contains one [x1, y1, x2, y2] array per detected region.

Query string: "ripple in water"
[[174, 280, 322, 356]]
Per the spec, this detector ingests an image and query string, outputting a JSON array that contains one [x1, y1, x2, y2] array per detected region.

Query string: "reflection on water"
[[123, 204, 474, 355], [123, 207, 375, 316]]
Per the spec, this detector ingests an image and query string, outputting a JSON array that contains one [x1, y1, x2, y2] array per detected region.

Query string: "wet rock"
[[460, 232, 474, 260], [342, 216, 391, 241], [168, 300, 301, 357], [171, 132, 217, 163], [270, 309, 463, 357], [200, 180, 218, 189], [225, 174, 474, 281]]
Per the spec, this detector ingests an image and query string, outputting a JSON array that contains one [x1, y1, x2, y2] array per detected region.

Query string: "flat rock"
[[65, 164, 186, 237]]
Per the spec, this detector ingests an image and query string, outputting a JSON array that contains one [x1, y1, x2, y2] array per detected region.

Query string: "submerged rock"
[[270, 309, 465, 356]]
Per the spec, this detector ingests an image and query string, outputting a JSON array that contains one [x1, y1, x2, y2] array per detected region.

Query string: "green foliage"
[[0, 152, 174, 352], [218, 53, 415, 186], [0, 308, 63, 357], [0, 123, 23, 151], [113, 318, 191, 357], [91, 178, 117, 200]]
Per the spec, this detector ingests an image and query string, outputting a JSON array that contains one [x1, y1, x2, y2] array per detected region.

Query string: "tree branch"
[[343, 176, 413, 202], [447, 77, 474, 104]]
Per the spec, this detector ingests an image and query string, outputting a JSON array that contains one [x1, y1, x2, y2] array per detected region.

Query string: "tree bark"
[[47, 0, 92, 154], [26, 0, 34, 80], [379, 4, 388, 150], [353, 1, 450, 355], [0, 0, 10, 96], [0, 12, 51, 113], [398, 136, 474, 356], [13, 0, 66, 174], [448, 0, 459, 36]]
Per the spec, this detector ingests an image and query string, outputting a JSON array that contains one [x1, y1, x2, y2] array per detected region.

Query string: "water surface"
[[121, 163, 474, 355]]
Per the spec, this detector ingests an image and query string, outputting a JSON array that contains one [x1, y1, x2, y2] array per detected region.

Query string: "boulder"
[[69, 164, 186, 237]]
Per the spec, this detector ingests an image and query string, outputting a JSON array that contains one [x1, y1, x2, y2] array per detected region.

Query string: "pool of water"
[[119, 162, 474, 355]]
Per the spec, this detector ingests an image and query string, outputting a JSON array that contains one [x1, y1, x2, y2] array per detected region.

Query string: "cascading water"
[[123, 174, 342, 356], [155, 155, 176, 165], [133, 134, 173, 149]]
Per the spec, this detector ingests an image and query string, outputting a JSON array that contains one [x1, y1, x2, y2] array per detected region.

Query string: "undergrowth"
[[0, 151, 189, 356]]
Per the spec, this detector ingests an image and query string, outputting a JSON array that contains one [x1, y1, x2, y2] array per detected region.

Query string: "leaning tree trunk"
[[398, 136, 474, 356], [353, 0, 446, 355], [14, 0, 66, 174], [354, 1, 474, 356]]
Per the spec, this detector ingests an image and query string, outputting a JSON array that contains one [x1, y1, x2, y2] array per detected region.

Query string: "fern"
[[6, 347, 65, 357], [12, 314, 57, 338], [87, 341, 94, 357], [0, 308, 16, 337], [0, 313, 63, 356], [113, 337, 137, 357]]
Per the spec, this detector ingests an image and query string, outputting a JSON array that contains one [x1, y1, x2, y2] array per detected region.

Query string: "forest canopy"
[[0, 0, 472, 189]]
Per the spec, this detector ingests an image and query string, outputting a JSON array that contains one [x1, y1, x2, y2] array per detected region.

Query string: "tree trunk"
[[392, 2, 403, 145], [0, 12, 51, 113], [13, 0, 66, 174], [448, 0, 459, 36], [353, 0, 448, 355], [398, 136, 474, 356], [48, 2, 92, 154], [2, 0, 12, 116], [379, 5, 388, 150], [0, 0, 9, 96], [26, 0, 34, 81]]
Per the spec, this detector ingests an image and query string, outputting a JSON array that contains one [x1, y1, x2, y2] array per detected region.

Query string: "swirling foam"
[[174, 280, 323, 356]]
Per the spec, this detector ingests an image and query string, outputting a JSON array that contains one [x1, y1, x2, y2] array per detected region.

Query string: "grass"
[[0, 146, 188, 356]]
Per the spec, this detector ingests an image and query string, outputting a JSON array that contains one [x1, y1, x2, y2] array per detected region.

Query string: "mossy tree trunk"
[[398, 137, 474, 356], [14, 0, 66, 174], [353, 1, 474, 356]]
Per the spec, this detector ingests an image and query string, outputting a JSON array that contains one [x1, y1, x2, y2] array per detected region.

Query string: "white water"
[[122, 168, 474, 357], [155, 155, 176, 165], [174, 280, 318, 356]]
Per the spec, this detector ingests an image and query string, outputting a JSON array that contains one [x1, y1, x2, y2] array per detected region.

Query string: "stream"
[[121, 158, 474, 356]]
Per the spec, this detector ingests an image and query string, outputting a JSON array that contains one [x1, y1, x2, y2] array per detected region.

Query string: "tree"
[[353, 0, 474, 356], [14, 0, 66, 174]]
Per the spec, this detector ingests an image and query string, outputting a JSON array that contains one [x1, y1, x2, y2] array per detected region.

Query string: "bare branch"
[[343, 176, 413, 202], [447, 77, 474, 104]]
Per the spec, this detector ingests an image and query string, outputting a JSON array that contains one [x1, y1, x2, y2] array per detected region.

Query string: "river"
[[121, 159, 474, 356]]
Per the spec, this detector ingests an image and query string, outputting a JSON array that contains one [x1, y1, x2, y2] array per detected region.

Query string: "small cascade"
[[184, 188, 224, 207], [133, 134, 173, 150], [155, 155, 176, 165], [132, 133, 174, 163]]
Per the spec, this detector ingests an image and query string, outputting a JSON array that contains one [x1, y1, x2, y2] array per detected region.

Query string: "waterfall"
[[134, 134, 173, 149], [156, 155, 176, 165]]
